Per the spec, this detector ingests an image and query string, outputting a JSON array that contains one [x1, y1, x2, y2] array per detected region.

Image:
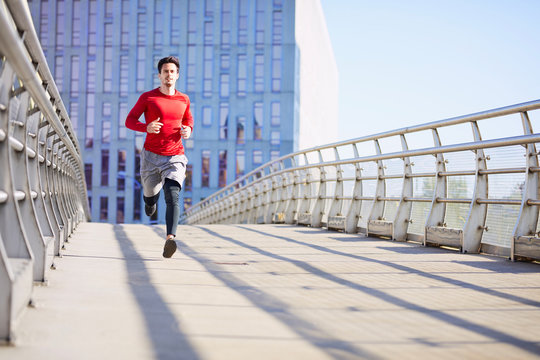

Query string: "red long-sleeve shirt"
[[125, 88, 194, 156]]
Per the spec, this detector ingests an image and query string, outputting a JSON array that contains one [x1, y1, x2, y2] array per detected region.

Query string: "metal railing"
[[0, 1, 89, 342], [181, 99, 540, 263]]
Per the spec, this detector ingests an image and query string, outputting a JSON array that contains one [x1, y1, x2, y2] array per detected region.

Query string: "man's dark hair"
[[157, 56, 180, 73]]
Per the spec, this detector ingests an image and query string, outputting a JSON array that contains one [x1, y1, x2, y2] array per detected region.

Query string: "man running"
[[125, 56, 193, 258]]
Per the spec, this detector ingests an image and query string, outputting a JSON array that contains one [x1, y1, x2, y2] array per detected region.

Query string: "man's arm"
[[180, 99, 194, 139], [125, 94, 149, 132]]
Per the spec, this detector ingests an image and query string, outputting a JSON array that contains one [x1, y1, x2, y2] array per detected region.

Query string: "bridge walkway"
[[2, 223, 540, 360]]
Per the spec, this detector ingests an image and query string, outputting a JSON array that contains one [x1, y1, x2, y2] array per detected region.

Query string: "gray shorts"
[[141, 149, 188, 197]]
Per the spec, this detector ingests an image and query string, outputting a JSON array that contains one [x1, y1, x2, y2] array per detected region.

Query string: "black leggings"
[[143, 178, 181, 237]]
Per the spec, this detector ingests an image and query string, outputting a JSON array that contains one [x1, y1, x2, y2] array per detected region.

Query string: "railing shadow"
[[151, 226, 380, 360], [113, 225, 200, 360], [228, 225, 540, 356]]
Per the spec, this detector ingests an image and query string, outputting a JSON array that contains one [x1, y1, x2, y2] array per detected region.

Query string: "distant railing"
[[0, 1, 89, 342], [181, 99, 540, 263]]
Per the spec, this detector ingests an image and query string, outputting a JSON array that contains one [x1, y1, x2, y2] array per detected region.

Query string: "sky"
[[319, 0, 540, 142]]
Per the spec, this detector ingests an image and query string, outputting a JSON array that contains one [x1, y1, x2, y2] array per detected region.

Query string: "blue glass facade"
[[29, 0, 333, 224]]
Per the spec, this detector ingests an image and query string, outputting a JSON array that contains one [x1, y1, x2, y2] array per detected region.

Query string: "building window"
[[70, 56, 79, 98], [220, 74, 229, 98], [105, 0, 114, 17], [255, 0, 265, 49], [121, 0, 130, 50], [55, 56, 63, 92], [254, 102, 263, 140], [104, 23, 113, 46], [237, 54, 247, 97], [101, 149, 109, 186], [219, 103, 228, 140], [271, 131, 280, 146], [238, 0, 248, 45], [117, 197, 125, 224], [203, 46, 213, 97], [100, 196, 108, 221], [85, 163, 92, 189], [272, 7, 283, 43], [118, 103, 127, 139], [85, 93, 94, 148], [103, 102, 112, 117], [271, 150, 280, 161], [202, 106, 212, 126], [185, 164, 193, 191], [72, 0, 81, 46], [39, 1, 49, 48], [102, 120, 111, 143], [70, 102, 78, 133], [104, 46, 112, 92], [120, 56, 128, 97], [201, 150, 211, 188], [137, 47, 146, 92], [236, 150, 245, 179], [204, 20, 213, 44], [88, 0, 97, 55], [86, 59, 96, 93], [253, 150, 263, 168], [137, 13, 146, 45], [187, 45, 196, 92], [188, 0, 197, 44], [236, 116, 245, 144], [221, 0, 231, 48], [56, 0, 65, 51], [154, 4, 163, 46], [171, 0, 181, 44], [221, 54, 230, 70], [271, 102, 280, 126], [218, 150, 227, 188], [272, 45, 282, 92], [117, 150, 126, 191], [254, 54, 264, 92]]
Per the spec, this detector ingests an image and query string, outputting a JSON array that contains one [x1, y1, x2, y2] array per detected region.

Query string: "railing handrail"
[[0, 1, 89, 218], [186, 133, 540, 212], [185, 99, 540, 214]]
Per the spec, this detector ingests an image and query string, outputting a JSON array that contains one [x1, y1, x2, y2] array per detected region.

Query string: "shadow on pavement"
[[114, 225, 200, 360]]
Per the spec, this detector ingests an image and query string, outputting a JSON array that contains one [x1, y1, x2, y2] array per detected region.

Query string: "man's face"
[[158, 63, 179, 88]]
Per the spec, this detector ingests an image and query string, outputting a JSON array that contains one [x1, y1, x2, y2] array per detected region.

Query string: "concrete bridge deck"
[[2, 223, 540, 360]]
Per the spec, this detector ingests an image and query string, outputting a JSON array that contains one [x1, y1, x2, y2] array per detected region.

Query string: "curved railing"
[[182, 99, 540, 263], [0, 1, 89, 342]]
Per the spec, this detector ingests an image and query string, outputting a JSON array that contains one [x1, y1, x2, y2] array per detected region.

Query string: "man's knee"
[[164, 178, 180, 205]]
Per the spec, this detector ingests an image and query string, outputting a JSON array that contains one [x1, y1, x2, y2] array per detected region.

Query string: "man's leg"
[[143, 193, 159, 216], [162, 178, 181, 258]]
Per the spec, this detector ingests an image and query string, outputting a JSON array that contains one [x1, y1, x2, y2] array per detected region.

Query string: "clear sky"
[[319, 0, 540, 141]]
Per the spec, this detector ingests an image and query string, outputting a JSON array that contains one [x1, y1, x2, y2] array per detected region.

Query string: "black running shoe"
[[145, 203, 156, 217], [163, 239, 177, 258]]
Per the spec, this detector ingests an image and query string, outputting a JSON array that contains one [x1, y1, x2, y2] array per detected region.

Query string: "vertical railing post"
[[273, 160, 289, 223], [297, 154, 312, 225], [424, 129, 448, 245], [512, 111, 540, 260], [311, 150, 326, 228], [393, 134, 413, 241], [327, 147, 344, 230], [284, 157, 300, 224], [367, 140, 387, 236], [345, 143, 362, 233], [462, 121, 488, 253]]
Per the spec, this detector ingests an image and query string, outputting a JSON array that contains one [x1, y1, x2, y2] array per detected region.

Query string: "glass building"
[[29, 0, 338, 224]]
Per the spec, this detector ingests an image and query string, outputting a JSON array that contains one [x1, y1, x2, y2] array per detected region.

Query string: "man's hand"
[[181, 125, 191, 139], [147, 118, 162, 134]]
